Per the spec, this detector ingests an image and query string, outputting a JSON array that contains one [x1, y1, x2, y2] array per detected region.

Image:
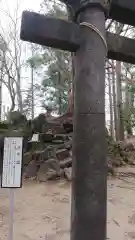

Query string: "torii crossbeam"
[[109, 0, 135, 26], [21, 11, 135, 64], [20, 1, 135, 240]]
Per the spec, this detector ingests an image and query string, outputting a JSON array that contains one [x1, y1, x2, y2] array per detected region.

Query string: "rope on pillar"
[[80, 22, 107, 51]]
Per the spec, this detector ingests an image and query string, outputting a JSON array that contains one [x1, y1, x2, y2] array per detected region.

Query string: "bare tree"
[[107, 63, 114, 138], [115, 61, 124, 140], [124, 82, 133, 136], [0, 41, 5, 119], [115, 22, 125, 140], [112, 64, 119, 140], [0, 0, 24, 113]]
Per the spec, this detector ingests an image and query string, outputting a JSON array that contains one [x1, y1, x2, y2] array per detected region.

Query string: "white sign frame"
[[1, 137, 23, 188]]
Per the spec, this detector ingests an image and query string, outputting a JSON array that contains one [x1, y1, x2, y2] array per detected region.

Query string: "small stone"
[[64, 167, 72, 181]]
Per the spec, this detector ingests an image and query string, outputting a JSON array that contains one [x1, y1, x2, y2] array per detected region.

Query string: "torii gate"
[[20, 1, 135, 240]]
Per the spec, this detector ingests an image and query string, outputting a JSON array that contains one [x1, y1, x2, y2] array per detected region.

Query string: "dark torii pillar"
[[21, 1, 107, 240], [70, 2, 107, 240]]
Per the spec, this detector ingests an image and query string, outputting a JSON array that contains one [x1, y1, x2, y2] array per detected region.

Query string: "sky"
[[9, 0, 40, 13], [22, 0, 40, 10]]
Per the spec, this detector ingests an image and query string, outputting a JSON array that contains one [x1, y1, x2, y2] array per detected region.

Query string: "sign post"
[[1, 137, 23, 240], [8, 189, 14, 240]]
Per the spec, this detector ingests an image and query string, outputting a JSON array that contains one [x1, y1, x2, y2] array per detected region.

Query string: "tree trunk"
[[58, 93, 62, 115], [125, 83, 133, 136], [129, 90, 134, 135], [108, 69, 114, 138], [58, 71, 62, 115], [0, 68, 3, 121], [7, 76, 15, 113], [3, 105, 5, 121], [16, 69, 23, 113], [68, 8, 74, 114], [31, 66, 34, 119], [112, 61, 118, 140], [10, 96, 15, 112], [116, 61, 124, 140]]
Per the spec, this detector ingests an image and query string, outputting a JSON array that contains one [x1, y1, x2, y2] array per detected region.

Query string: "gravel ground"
[[1, 167, 135, 240]]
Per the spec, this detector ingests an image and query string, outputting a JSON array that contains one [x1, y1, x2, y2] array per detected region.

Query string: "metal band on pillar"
[[80, 22, 107, 50]]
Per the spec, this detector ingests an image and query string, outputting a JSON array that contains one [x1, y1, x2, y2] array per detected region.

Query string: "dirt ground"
[[1, 167, 135, 240]]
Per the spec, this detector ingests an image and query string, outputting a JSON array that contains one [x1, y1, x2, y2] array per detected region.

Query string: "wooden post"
[[71, 4, 107, 240]]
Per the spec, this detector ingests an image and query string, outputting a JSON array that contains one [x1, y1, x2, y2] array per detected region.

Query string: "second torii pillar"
[[71, 2, 107, 240]]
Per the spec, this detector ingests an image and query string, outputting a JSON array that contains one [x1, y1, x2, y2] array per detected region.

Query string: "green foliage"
[[0, 122, 9, 129], [40, 48, 71, 114], [128, 84, 135, 93], [123, 83, 135, 134], [7, 111, 27, 127], [26, 1, 72, 115], [27, 55, 44, 69], [124, 110, 135, 131], [40, 0, 67, 18]]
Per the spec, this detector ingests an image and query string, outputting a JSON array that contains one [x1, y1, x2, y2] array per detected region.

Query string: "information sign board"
[[1, 137, 23, 188]]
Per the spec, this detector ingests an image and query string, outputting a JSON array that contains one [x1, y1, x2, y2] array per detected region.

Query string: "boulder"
[[24, 160, 38, 179], [37, 158, 61, 182], [56, 148, 70, 161]]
